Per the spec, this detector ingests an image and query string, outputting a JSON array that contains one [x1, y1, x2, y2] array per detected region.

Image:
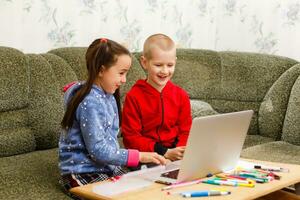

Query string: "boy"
[[122, 34, 192, 161]]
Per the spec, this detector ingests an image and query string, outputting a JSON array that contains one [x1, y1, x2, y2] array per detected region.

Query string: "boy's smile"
[[141, 47, 176, 92]]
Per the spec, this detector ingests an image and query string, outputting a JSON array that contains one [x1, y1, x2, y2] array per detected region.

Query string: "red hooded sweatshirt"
[[122, 79, 192, 155]]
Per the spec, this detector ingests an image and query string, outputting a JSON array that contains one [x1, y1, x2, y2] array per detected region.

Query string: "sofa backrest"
[[0, 47, 35, 157], [42, 48, 300, 145], [281, 64, 300, 145], [1, 47, 299, 157], [48, 48, 87, 80], [170, 49, 298, 135], [25, 54, 64, 150], [259, 64, 300, 141], [0, 47, 84, 157]]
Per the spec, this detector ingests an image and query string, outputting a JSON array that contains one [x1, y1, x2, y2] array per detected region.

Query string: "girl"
[[59, 38, 167, 199]]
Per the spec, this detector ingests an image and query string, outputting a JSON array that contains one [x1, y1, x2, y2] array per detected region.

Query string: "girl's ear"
[[140, 55, 148, 70], [98, 65, 105, 77]]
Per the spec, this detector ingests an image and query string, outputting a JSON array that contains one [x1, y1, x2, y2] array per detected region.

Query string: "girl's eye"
[[120, 71, 127, 75]]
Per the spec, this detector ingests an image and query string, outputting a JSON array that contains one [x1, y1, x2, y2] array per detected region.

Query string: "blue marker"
[[181, 190, 231, 198]]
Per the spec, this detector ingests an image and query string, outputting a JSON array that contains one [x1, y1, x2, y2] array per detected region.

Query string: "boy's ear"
[[140, 55, 148, 70]]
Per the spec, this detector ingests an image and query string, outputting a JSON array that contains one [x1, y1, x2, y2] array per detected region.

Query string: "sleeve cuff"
[[127, 149, 139, 167], [154, 143, 168, 156], [176, 141, 186, 147]]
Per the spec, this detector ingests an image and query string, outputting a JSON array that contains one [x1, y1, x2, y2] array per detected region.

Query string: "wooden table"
[[70, 159, 300, 200]]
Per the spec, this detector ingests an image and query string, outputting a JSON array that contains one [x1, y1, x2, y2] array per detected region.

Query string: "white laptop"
[[155, 110, 254, 184]]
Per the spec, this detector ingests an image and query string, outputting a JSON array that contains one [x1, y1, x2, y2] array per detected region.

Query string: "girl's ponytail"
[[61, 79, 93, 130], [113, 88, 122, 126]]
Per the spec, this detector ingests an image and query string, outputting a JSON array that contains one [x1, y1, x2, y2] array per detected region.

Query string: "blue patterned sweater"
[[59, 82, 138, 175]]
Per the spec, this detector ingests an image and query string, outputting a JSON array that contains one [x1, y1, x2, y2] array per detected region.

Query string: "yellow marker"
[[237, 183, 255, 188]]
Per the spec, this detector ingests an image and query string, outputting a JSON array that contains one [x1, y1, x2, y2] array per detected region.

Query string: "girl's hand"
[[139, 152, 167, 165], [164, 146, 185, 161]]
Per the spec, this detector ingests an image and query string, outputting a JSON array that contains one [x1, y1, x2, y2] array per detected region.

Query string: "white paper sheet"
[[92, 165, 166, 197], [92, 176, 153, 196]]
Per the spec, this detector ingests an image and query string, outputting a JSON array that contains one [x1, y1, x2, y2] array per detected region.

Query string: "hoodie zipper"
[[160, 93, 165, 128], [156, 93, 164, 142]]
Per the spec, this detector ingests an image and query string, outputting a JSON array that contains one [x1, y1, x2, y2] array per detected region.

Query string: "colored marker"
[[220, 178, 255, 187], [268, 172, 281, 180], [162, 179, 202, 191], [215, 177, 251, 184], [203, 179, 237, 186], [238, 172, 266, 179], [181, 190, 231, 198], [237, 182, 255, 188], [254, 165, 289, 172], [250, 177, 268, 183], [167, 190, 200, 195], [227, 175, 248, 180], [203, 179, 255, 187], [237, 174, 269, 183]]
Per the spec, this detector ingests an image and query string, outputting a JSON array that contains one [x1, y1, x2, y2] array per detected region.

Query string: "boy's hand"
[[139, 152, 167, 165], [165, 158, 172, 165], [164, 146, 185, 161]]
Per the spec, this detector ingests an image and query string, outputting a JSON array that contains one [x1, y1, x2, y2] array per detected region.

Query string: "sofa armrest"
[[190, 99, 218, 118]]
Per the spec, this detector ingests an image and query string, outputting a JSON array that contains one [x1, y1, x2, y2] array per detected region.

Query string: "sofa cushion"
[[0, 47, 36, 157], [218, 52, 297, 102], [0, 148, 71, 200], [216, 53, 297, 136], [241, 141, 300, 165], [206, 99, 260, 135], [26, 54, 63, 150], [41, 53, 78, 90], [190, 99, 218, 118], [48, 48, 87, 80], [173, 49, 297, 102], [282, 72, 300, 145], [173, 49, 221, 100], [172, 49, 298, 135], [0, 47, 28, 111], [0, 109, 28, 130], [243, 135, 274, 149], [0, 127, 35, 157], [259, 64, 300, 140]]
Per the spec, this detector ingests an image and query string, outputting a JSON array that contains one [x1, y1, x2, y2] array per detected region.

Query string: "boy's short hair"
[[143, 33, 175, 59]]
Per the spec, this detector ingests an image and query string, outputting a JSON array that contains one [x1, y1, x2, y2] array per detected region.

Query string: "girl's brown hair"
[[61, 38, 131, 130]]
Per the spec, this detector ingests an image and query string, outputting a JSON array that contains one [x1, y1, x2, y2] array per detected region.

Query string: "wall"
[[0, 0, 299, 60]]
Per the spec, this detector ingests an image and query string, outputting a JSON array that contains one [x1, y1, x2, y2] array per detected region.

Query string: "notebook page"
[[92, 165, 166, 196]]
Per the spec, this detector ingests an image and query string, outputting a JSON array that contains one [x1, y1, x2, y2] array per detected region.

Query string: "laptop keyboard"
[[161, 169, 180, 179]]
